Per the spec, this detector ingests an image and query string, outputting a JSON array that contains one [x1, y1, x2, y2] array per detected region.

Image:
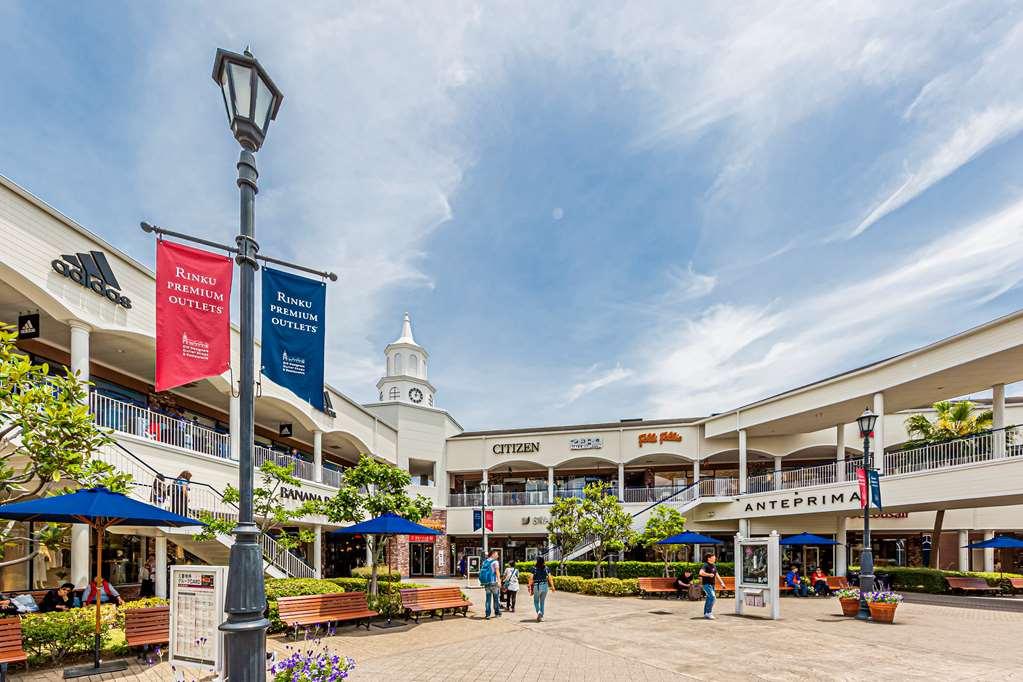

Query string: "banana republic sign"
[[743, 490, 862, 514]]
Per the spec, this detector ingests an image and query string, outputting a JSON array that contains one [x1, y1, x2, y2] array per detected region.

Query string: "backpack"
[[478, 558, 495, 585]]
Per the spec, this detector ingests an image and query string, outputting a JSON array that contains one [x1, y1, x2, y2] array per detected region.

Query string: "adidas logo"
[[51, 251, 132, 309], [19, 318, 36, 336]]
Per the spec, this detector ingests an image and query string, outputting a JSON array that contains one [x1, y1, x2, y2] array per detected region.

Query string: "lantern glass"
[[253, 76, 273, 133], [228, 63, 253, 120], [857, 408, 878, 437]]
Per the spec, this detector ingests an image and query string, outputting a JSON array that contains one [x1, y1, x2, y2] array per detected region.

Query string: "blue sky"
[[3, 2, 1023, 430]]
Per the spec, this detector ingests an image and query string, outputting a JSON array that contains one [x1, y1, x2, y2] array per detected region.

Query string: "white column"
[[155, 535, 168, 599], [71, 524, 90, 588], [836, 425, 846, 482], [958, 530, 969, 571], [993, 384, 1006, 458], [773, 456, 782, 489], [835, 516, 848, 576], [313, 525, 323, 578], [738, 518, 750, 538], [229, 393, 240, 461], [983, 531, 995, 573], [313, 429, 323, 483], [617, 462, 625, 500], [547, 466, 555, 503], [872, 393, 885, 473], [692, 459, 700, 482], [738, 429, 748, 494], [68, 320, 91, 386]]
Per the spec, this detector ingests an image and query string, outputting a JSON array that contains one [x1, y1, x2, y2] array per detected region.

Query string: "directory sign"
[[169, 565, 227, 675]]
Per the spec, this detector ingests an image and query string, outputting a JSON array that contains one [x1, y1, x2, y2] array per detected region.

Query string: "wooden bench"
[[0, 616, 27, 681], [826, 576, 850, 591], [637, 577, 677, 597], [125, 606, 170, 655], [399, 587, 471, 623], [1008, 578, 1023, 594], [276, 593, 378, 636], [945, 577, 998, 595]]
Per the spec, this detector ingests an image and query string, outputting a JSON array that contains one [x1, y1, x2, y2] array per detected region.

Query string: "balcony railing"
[[745, 458, 865, 494], [622, 486, 688, 504], [884, 425, 1021, 475], [321, 467, 343, 488], [90, 392, 230, 460], [255, 445, 316, 481], [488, 490, 549, 506]]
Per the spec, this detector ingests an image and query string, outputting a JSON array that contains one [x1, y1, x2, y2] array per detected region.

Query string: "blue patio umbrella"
[[0, 486, 201, 678], [779, 532, 839, 546], [656, 532, 724, 545], [964, 536, 1023, 549], [329, 512, 441, 537]]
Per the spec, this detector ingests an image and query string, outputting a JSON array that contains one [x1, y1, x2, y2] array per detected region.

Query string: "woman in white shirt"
[[502, 560, 520, 612]]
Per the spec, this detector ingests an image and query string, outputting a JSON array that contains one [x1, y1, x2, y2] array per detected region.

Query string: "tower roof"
[[393, 312, 418, 346]]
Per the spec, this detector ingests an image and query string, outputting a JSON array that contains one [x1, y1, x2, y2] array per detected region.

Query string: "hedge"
[[350, 566, 400, 581], [517, 572, 639, 596], [265, 578, 346, 632], [514, 560, 734, 579], [847, 566, 1023, 594]]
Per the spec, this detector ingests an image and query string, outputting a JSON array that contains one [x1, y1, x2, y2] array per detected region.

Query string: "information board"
[[169, 565, 227, 675], [734, 531, 780, 620]]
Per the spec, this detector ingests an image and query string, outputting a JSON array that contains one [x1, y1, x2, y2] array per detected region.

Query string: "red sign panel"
[[856, 468, 868, 508], [155, 241, 233, 392], [485, 509, 494, 531], [407, 534, 436, 543]]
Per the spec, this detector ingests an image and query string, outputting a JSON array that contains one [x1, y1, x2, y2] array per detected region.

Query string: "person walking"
[[528, 556, 556, 622], [480, 549, 502, 619], [502, 559, 520, 612], [699, 553, 726, 619]]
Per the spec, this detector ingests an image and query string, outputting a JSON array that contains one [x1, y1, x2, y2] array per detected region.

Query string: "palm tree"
[[904, 400, 992, 445]]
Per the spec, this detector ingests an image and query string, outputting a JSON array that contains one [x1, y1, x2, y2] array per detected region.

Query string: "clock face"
[[409, 387, 424, 404]]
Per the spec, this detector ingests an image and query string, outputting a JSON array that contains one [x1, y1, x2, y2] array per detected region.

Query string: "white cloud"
[[560, 364, 633, 407], [668, 263, 717, 301]]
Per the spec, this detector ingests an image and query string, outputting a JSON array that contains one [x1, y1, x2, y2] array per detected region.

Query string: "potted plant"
[[270, 641, 355, 681], [835, 588, 861, 617], [864, 591, 903, 623]]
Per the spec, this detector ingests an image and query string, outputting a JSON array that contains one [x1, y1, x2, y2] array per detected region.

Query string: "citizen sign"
[[743, 490, 862, 513], [492, 442, 540, 455], [51, 251, 132, 309]]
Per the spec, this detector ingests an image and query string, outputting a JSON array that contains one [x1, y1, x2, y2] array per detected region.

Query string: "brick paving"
[[12, 587, 1023, 680]]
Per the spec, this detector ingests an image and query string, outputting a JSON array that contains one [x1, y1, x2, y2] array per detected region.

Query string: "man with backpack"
[[479, 549, 502, 619]]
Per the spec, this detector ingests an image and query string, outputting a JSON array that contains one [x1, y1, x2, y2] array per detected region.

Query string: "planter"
[[868, 602, 898, 623], [839, 597, 860, 617]]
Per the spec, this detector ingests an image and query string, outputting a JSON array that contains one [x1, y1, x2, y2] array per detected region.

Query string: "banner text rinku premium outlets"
[[155, 241, 233, 392], [260, 267, 326, 411]]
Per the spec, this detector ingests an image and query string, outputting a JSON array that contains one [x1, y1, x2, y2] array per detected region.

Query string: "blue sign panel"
[[867, 469, 882, 510], [261, 267, 326, 410], [473, 509, 482, 532]]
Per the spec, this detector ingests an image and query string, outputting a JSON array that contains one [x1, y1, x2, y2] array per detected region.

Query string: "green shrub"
[[327, 577, 428, 594], [579, 578, 637, 596], [351, 566, 400, 581], [21, 606, 117, 666], [116, 597, 169, 629], [516, 560, 734, 579], [518, 571, 532, 584], [847, 566, 1023, 593], [265, 578, 344, 600], [550, 575, 585, 592]]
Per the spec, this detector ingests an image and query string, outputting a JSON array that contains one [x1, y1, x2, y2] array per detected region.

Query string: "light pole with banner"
[[142, 47, 337, 682], [734, 530, 780, 620], [855, 407, 879, 620]]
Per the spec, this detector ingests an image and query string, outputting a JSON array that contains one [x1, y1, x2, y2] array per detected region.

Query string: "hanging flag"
[[473, 509, 482, 532], [856, 468, 868, 509], [261, 268, 326, 410], [485, 510, 494, 531], [155, 241, 232, 392], [867, 469, 882, 510]]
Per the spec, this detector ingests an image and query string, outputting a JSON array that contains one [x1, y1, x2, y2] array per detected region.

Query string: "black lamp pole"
[[856, 407, 878, 621]]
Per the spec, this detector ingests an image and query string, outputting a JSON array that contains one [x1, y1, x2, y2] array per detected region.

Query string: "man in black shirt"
[[40, 582, 76, 613], [699, 553, 726, 619]]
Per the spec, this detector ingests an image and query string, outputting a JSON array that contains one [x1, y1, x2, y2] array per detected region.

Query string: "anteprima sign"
[[743, 490, 862, 513], [492, 442, 540, 454]]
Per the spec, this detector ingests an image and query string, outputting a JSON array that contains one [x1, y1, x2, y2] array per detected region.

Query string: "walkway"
[[13, 589, 1023, 680]]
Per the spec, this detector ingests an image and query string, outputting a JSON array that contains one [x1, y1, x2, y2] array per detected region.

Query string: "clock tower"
[[376, 312, 436, 407]]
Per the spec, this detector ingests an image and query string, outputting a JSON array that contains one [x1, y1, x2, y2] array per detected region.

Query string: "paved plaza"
[[13, 584, 1023, 681]]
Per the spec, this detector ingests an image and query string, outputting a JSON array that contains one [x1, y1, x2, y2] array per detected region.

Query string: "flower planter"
[[839, 597, 860, 617], [868, 602, 898, 623]]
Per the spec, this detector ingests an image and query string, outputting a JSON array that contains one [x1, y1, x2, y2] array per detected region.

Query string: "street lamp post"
[[212, 47, 283, 682], [855, 407, 878, 621], [480, 480, 490, 557]]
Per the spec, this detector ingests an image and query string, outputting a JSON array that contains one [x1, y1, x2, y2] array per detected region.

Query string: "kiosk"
[[169, 565, 228, 677], [734, 530, 781, 620]]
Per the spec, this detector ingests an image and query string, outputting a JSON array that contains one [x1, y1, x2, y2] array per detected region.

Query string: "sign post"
[[734, 530, 780, 620], [169, 565, 228, 678]]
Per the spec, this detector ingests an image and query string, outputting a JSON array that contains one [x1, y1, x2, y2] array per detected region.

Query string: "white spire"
[[395, 311, 417, 345]]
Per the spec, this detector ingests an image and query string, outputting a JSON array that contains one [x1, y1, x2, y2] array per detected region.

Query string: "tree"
[[196, 460, 321, 571], [904, 400, 993, 445], [0, 324, 129, 568], [321, 454, 432, 595], [546, 495, 586, 575], [638, 506, 687, 577], [579, 482, 634, 578]]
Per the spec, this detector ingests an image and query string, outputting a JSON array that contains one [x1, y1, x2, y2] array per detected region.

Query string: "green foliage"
[[541, 575, 638, 596], [848, 565, 1023, 593], [196, 460, 318, 560], [550, 575, 585, 592], [903, 400, 994, 447], [578, 483, 635, 577], [327, 577, 427, 594], [517, 560, 734, 579], [321, 454, 433, 595], [115, 597, 169, 629], [264, 578, 346, 632], [638, 506, 688, 577], [21, 605, 118, 665], [350, 566, 399, 581], [547, 495, 586, 574]]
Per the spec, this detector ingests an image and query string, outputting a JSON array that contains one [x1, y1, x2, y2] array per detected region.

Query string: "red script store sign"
[[638, 431, 683, 447], [155, 241, 233, 392]]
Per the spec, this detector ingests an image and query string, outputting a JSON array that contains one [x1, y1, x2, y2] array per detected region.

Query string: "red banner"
[[485, 509, 494, 531], [856, 468, 868, 508], [155, 241, 233, 392]]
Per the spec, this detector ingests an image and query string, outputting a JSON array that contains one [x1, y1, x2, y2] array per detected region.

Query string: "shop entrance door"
[[411, 543, 434, 576]]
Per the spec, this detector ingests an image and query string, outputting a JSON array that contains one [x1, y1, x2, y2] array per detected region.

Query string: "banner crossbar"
[[141, 222, 339, 281]]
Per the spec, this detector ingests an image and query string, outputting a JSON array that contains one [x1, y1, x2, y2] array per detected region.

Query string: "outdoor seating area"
[[0, 617, 27, 682], [276, 593, 379, 636], [123, 606, 170, 654], [945, 577, 1000, 595], [399, 587, 472, 623]]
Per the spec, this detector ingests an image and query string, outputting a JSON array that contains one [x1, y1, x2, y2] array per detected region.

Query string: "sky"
[[2, 2, 1023, 430]]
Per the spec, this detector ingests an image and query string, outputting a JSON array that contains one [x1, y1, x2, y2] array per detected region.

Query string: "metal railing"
[[884, 425, 1021, 475], [745, 458, 866, 494], [622, 486, 689, 504], [254, 445, 317, 481], [90, 392, 230, 460], [488, 490, 549, 506], [261, 533, 316, 579], [321, 467, 343, 488]]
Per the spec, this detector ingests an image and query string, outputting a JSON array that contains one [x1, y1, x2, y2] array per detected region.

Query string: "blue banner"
[[867, 469, 882, 510], [473, 509, 482, 532], [261, 267, 326, 410]]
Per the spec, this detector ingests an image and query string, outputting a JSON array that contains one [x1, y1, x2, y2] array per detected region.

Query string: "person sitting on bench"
[[674, 569, 696, 600], [786, 565, 809, 597], [40, 582, 76, 612], [83, 576, 124, 606], [811, 567, 830, 596]]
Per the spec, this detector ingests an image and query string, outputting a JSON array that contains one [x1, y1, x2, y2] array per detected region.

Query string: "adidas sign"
[[51, 251, 132, 309]]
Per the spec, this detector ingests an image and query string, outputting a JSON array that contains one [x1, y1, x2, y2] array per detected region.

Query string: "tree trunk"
[[929, 509, 945, 569], [369, 535, 379, 596]]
